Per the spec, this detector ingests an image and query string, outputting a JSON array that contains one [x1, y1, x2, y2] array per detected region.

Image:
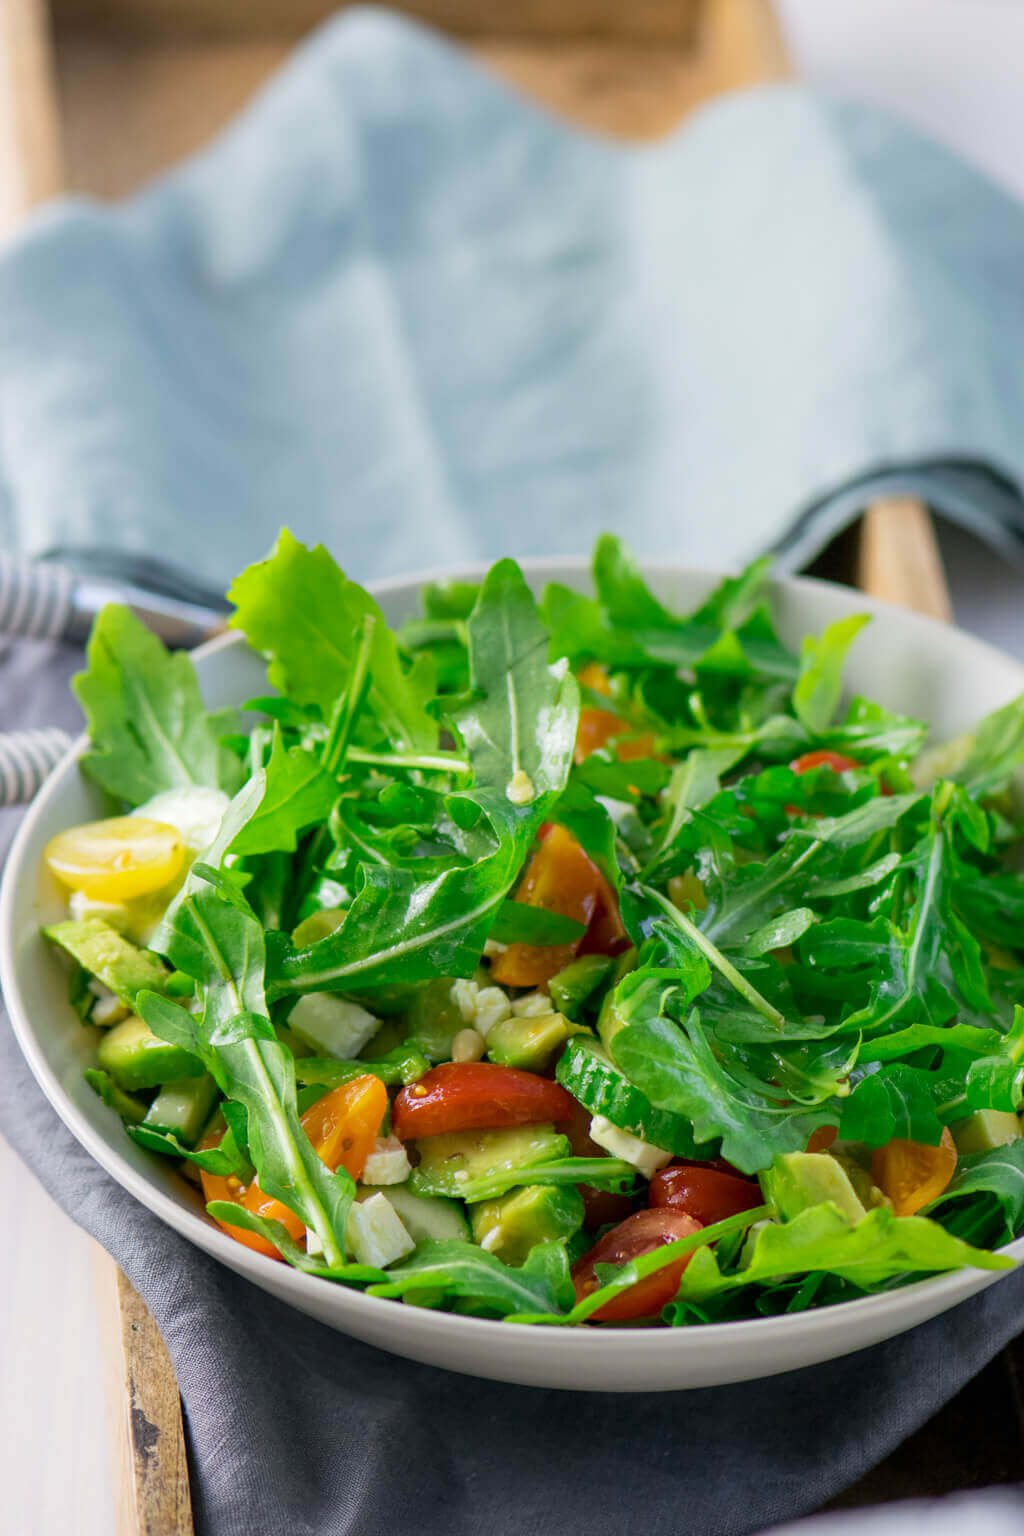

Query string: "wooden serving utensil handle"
[[857, 498, 953, 622]]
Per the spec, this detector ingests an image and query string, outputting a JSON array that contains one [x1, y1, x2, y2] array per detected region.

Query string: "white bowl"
[[3, 559, 1023, 1392]]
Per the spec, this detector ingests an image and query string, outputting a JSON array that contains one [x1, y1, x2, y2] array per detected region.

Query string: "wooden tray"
[[0, 2, 966, 1531]]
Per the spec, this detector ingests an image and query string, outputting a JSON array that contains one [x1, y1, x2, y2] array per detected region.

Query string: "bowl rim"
[[4, 553, 1024, 1362]]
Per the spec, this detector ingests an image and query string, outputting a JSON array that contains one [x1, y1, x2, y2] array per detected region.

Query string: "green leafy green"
[[73, 605, 239, 804], [367, 1239, 575, 1316], [793, 614, 870, 735]]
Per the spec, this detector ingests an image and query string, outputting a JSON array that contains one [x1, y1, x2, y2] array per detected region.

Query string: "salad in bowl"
[[36, 532, 1024, 1330]]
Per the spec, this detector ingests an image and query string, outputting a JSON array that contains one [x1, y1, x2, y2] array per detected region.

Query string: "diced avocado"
[[296, 1047, 429, 1091], [761, 1151, 868, 1225], [291, 908, 347, 947], [96, 1015, 205, 1092], [549, 955, 614, 1019], [43, 920, 169, 1009], [951, 1109, 1023, 1156], [359, 1183, 470, 1243], [287, 993, 379, 1059], [143, 1074, 220, 1146], [84, 1067, 147, 1125], [403, 978, 464, 1063], [469, 1183, 585, 1266], [486, 1011, 571, 1071], [667, 871, 707, 912], [410, 1124, 570, 1198]]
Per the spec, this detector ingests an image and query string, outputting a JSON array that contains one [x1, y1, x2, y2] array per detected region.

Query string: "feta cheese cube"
[[132, 786, 231, 855], [361, 1136, 412, 1186], [589, 1115, 672, 1179], [68, 890, 130, 933], [346, 1193, 415, 1268], [473, 986, 512, 1039], [511, 991, 554, 1018], [288, 993, 379, 1059], [450, 979, 479, 1022]]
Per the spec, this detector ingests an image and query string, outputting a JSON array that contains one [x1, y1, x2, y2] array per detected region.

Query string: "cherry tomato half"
[[572, 1208, 702, 1322], [872, 1127, 957, 1216], [789, 750, 860, 775], [201, 1075, 388, 1258], [575, 708, 658, 766], [391, 1062, 576, 1141], [490, 824, 625, 988], [648, 1163, 763, 1226]]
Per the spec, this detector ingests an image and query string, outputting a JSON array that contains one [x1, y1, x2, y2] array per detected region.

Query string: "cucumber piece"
[[410, 1124, 570, 1198], [549, 955, 614, 1019], [360, 1183, 470, 1243], [556, 1036, 700, 1157], [143, 1074, 220, 1146], [96, 1015, 205, 1092], [43, 919, 168, 1009]]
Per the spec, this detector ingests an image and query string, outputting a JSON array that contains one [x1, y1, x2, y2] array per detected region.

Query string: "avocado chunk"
[[143, 1074, 220, 1146], [470, 1184, 585, 1266], [359, 1183, 470, 1243], [761, 1151, 868, 1225], [291, 908, 346, 947], [410, 1124, 570, 1198], [403, 978, 464, 1063], [43, 919, 168, 1010], [951, 1109, 1023, 1156], [84, 1067, 147, 1126], [486, 1011, 571, 1071], [96, 1015, 205, 1092], [549, 955, 614, 1020]]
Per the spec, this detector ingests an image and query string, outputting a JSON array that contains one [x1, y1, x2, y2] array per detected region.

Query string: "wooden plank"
[[0, 0, 63, 234], [856, 496, 953, 622], [53, 0, 700, 44], [93, 1249, 196, 1536]]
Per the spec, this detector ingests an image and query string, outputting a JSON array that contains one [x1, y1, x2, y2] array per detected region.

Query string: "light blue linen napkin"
[[2, 7, 1024, 596]]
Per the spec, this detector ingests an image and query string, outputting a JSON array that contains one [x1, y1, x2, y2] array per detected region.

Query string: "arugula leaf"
[[954, 693, 1024, 798], [592, 534, 675, 631], [270, 561, 578, 995], [612, 1011, 832, 1174], [489, 903, 586, 945], [228, 529, 437, 752], [74, 604, 239, 804], [140, 876, 355, 1268], [230, 728, 338, 856], [367, 1239, 575, 1316], [793, 614, 870, 736], [928, 1140, 1024, 1245], [964, 1006, 1024, 1112], [410, 1156, 636, 1205], [676, 1202, 1012, 1304], [128, 1122, 251, 1179], [840, 1064, 946, 1147]]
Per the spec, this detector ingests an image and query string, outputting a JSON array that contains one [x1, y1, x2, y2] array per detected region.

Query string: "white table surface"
[[4, 4, 1024, 1533]]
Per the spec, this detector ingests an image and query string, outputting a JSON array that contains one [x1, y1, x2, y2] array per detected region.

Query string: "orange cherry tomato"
[[648, 1164, 762, 1226], [577, 662, 613, 698], [790, 750, 860, 775], [490, 824, 625, 988], [201, 1075, 388, 1258], [391, 1062, 576, 1140], [871, 1127, 957, 1216], [572, 1208, 702, 1322], [575, 708, 658, 766]]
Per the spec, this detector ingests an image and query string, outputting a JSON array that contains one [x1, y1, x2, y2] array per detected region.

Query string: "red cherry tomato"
[[789, 750, 860, 775], [490, 824, 626, 988], [648, 1164, 763, 1226], [392, 1061, 576, 1140], [572, 1208, 702, 1322]]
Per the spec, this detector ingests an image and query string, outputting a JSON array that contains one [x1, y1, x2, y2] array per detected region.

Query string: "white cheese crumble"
[[589, 1114, 672, 1179], [448, 979, 511, 1039], [346, 1193, 415, 1268], [88, 980, 129, 1026], [361, 1135, 412, 1186], [511, 991, 553, 1018], [451, 978, 479, 1022]]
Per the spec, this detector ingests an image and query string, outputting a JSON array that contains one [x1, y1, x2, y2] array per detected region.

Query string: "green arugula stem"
[[508, 1204, 772, 1326], [346, 747, 471, 774], [642, 885, 785, 1026], [322, 615, 375, 776]]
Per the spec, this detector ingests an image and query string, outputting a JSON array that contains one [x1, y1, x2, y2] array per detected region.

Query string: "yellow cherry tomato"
[[44, 816, 185, 901]]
